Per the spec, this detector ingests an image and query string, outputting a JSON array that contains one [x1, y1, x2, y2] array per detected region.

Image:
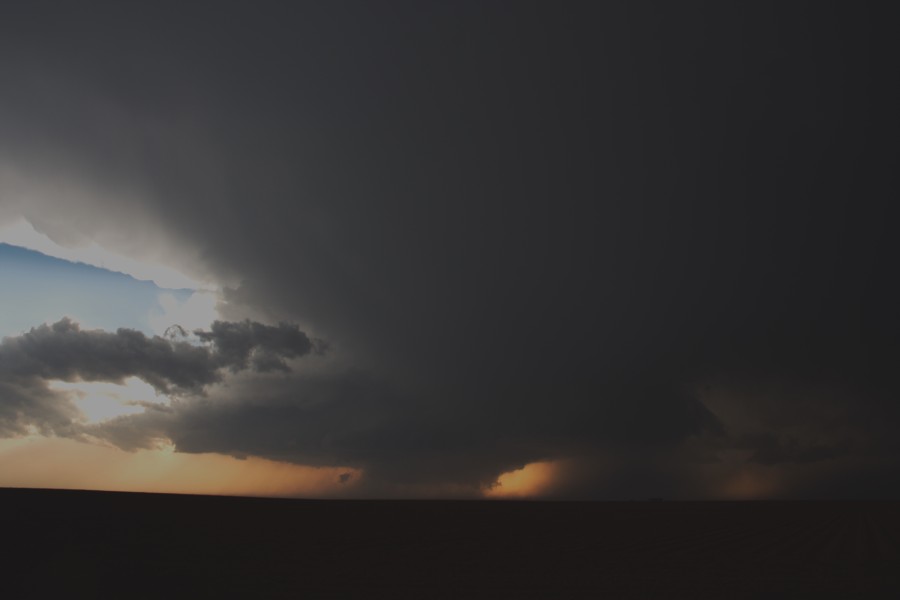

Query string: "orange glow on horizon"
[[719, 467, 780, 500], [0, 436, 360, 498], [484, 460, 561, 498]]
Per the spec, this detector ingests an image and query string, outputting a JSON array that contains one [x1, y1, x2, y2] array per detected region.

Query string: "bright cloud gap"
[[49, 378, 166, 424]]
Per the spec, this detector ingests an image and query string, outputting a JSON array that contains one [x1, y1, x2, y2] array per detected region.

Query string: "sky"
[[0, 1, 898, 499]]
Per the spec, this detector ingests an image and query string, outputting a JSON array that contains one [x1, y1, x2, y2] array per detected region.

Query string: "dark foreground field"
[[4, 489, 899, 599]]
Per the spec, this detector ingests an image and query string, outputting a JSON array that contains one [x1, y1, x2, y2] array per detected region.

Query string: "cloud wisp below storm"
[[0, 318, 320, 438]]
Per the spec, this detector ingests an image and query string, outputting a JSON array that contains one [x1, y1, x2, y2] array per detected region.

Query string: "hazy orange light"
[[484, 460, 560, 498], [719, 467, 780, 500], [0, 436, 360, 498], [49, 377, 163, 423]]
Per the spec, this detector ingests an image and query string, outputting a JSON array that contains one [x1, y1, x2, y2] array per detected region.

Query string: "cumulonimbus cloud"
[[2, 3, 899, 499]]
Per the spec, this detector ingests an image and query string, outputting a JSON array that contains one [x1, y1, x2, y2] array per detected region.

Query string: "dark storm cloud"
[[1, 2, 899, 496], [81, 370, 563, 488], [0, 318, 317, 394], [0, 379, 80, 438], [741, 433, 849, 466], [0, 318, 320, 440], [194, 320, 322, 373]]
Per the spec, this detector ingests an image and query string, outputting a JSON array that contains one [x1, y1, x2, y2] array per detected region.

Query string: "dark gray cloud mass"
[[0, 318, 318, 438], [1, 2, 899, 497], [0, 318, 317, 393]]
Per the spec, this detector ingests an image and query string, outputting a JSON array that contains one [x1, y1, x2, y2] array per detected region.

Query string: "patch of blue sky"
[[0, 242, 193, 338]]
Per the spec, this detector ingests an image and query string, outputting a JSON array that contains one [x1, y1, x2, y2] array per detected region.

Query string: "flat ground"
[[4, 489, 899, 598]]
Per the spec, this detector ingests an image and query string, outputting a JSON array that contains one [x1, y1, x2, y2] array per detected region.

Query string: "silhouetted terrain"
[[4, 489, 899, 598]]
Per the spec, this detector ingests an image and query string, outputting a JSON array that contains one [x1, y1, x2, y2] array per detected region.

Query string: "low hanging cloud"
[[1, 317, 726, 495], [2, 315, 895, 498], [0, 318, 320, 438], [0, 317, 319, 393]]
